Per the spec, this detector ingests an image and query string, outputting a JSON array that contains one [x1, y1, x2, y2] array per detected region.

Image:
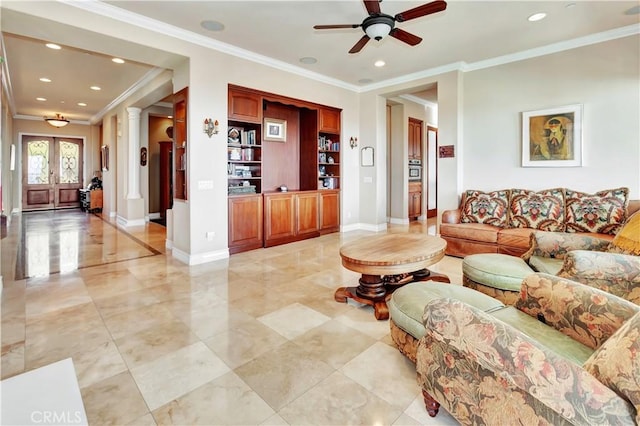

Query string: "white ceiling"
[[2, 1, 639, 124]]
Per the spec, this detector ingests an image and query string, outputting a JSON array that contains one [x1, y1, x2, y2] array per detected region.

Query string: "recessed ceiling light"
[[77, 102, 87, 107], [40, 77, 52, 83], [90, 86, 101, 91], [358, 78, 373, 84], [528, 12, 547, 22], [200, 20, 225, 31], [565, 3, 576, 8], [36, 97, 47, 101], [46, 43, 61, 50], [112, 58, 125, 64], [168, 115, 173, 119], [299, 57, 317, 64], [374, 60, 386, 67]]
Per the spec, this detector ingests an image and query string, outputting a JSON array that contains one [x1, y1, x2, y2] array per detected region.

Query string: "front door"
[[22, 135, 84, 211]]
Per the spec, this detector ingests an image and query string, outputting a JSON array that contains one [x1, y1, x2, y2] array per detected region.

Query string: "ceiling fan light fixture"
[[45, 114, 70, 128], [365, 22, 392, 41]]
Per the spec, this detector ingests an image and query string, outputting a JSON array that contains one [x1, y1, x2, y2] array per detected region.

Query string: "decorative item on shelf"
[[319, 153, 326, 163], [327, 156, 334, 164], [228, 127, 241, 144], [319, 165, 326, 176], [350, 136, 358, 149], [203, 118, 219, 137], [45, 113, 69, 128], [279, 184, 288, 192]]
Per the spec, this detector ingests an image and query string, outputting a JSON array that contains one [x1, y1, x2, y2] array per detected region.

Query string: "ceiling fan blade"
[[349, 35, 371, 54], [395, 0, 447, 22], [314, 24, 360, 30], [389, 28, 422, 46], [364, 0, 381, 15]]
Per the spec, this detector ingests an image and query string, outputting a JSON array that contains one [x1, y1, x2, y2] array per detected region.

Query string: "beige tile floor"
[[1, 210, 462, 425]]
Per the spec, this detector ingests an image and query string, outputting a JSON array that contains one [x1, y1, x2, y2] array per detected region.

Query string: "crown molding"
[[465, 23, 640, 72], [90, 67, 167, 124], [61, 0, 360, 92], [360, 23, 640, 91], [399, 94, 438, 109]]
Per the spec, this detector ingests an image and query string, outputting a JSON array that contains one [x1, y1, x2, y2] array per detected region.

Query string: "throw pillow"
[[608, 211, 640, 255], [509, 188, 565, 231], [583, 311, 640, 423], [565, 187, 629, 234], [460, 190, 510, 227]]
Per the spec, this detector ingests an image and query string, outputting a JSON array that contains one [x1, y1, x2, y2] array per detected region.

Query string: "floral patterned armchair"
[[416, 273, 640, 425]]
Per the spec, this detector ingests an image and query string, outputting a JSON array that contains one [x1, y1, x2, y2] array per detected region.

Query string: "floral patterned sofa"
[[416, 273, 640, 425], [440, 187, 639, 258]]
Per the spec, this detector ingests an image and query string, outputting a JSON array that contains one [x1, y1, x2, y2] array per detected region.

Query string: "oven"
[[408, 159, 422, 181]]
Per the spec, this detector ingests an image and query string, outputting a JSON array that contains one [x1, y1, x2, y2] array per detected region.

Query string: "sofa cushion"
[[497, 228, 534, 250], [527, 256, 563, 275], [565, 187, 629, 235], [388, 282, 505, 340], [440, 223, 499, 244], [608, 210, 640, 255], [462, 253, 533, 292], [460, 189, 510, 228], [583, 311, 640, 423], [509, 188, 565, 231]]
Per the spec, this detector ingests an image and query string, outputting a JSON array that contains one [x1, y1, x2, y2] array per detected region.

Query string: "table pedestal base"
[[334, 268, 450, 320]]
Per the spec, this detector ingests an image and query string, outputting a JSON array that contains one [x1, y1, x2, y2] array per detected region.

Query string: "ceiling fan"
[[314, 0, 447, 54]]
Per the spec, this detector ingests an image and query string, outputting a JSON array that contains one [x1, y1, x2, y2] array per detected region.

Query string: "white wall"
[[462, 35, 640, 199]]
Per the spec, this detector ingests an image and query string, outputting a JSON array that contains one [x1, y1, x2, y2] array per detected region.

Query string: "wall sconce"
[[203, 118, 219, 138], [349, 137, 358, 149]]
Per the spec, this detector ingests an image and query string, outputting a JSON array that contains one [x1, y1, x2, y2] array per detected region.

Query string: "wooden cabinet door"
[[320, 190, 340, 233], [319, 107, 340, 134], [264, 193, 295, 246], [228, 195, 263, 254], [229, 88, 262, 123], [408, 117, 423, 160], [296, 192, 319, 237], [409, 182, 422, 219]]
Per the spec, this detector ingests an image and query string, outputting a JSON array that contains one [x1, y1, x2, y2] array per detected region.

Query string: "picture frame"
[[263, 118, 286, 142], [522, 104, 582, 167], [101, 145, 109, 172]]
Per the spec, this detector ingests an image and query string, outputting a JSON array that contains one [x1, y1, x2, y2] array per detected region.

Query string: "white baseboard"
[[171, 246, 229, 265], [116, 215, 146, 227], [341, 222, 388, 233]]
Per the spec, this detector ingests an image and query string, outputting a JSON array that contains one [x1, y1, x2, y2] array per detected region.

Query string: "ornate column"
[[127, 107, 142, 199]]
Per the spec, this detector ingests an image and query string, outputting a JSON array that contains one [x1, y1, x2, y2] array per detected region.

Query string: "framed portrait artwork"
[[522, 104, 582, 167], [263, 118, 286, 142]]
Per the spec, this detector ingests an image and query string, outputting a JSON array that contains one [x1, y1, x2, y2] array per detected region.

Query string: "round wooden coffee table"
[[335, 233, 449, 320]]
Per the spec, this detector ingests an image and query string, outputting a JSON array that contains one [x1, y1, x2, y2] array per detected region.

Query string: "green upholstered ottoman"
[[462, 253, 534, 305], [389, 282, 505, 362]]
